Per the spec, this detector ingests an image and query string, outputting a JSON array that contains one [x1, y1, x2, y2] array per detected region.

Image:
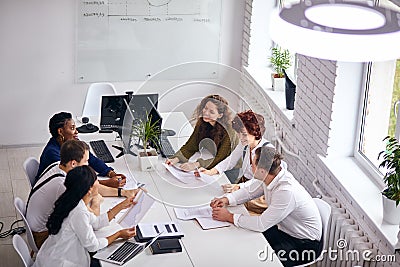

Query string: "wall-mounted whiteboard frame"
[[76, 0, 222, 82]]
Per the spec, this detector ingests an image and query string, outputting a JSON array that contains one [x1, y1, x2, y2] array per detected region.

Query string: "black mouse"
[[86, 123, 94, 130]]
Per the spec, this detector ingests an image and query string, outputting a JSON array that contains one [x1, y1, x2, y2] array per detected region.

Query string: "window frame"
[[353, 61, 394, 190]]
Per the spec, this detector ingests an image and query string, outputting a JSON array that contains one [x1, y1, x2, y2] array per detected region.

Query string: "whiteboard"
[[76, 0, 222, 82]]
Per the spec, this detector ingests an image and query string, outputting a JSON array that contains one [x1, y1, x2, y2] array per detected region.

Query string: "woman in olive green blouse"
[[166, 95, 238, 172]]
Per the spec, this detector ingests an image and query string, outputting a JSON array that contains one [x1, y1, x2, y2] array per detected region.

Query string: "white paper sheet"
[[163, 163, 217, 185], [195, 217, 231, 230], [162, 163, 198, 183], [137, 222, 184, 238], [174, 206, 213, 220], [118, 192, 155, 227], [174, 206, 231, 230]]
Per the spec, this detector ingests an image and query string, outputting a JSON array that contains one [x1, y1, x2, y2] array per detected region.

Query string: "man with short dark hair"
[[26, 140, 138, 249], [210, 146, 322, 266]]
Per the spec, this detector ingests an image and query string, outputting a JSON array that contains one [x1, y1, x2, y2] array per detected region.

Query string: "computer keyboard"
[[107, 241, 142, 265], [89, 140, 115, 163], [159, 134, 176, 158]]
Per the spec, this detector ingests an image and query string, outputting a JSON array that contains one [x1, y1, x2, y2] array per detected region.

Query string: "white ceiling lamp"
[[269, 0, 400, 62]]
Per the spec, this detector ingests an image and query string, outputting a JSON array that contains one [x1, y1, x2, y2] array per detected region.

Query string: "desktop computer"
[[100, 95, 129, 132]]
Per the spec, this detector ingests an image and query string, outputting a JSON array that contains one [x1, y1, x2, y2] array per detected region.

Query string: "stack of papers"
[[174, 206, 231, 230]]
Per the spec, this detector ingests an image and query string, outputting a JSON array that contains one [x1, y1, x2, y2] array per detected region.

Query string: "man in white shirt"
[[210, 146, 322, 266], [26, 140, 138, 249]]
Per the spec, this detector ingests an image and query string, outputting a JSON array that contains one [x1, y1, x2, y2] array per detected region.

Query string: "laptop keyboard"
[[160, 135, 175, 158], [107, 242, 141, 264], [89, 140, 115, 163]]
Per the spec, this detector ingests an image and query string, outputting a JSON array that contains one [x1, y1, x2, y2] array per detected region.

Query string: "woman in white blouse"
[[34, 165, 136, 267], [200, 110, 273, 214]]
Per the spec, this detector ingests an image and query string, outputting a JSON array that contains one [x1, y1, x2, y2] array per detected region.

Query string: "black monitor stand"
[[111, 145, 125, 158]]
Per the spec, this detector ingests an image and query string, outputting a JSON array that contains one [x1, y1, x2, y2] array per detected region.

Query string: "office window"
[[355, 0, 400, 184], [356, 60, 399, 183]]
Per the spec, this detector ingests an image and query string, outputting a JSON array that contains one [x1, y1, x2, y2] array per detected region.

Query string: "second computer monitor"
[[129, 93, 159, 122]]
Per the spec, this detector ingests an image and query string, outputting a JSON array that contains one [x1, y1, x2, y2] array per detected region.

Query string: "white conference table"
[[79, 112, 283, 267]]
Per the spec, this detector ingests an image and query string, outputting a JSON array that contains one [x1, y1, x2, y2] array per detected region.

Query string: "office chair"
[[14, 197, 39, 255], [81, 82, 117, 118], [22, 157, 39, 188], [12, 234, 34, 267], [293, 198, 331, 267]]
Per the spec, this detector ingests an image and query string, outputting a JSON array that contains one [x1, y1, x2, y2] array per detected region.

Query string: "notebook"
[[94, 232, 162, 265]]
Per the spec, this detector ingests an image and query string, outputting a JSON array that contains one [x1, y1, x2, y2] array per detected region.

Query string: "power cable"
[[0, 220, 26, 238]]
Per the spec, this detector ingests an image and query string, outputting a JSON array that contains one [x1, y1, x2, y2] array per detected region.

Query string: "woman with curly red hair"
[[200, 110, 276, 214], [166, 95, 238, 172]]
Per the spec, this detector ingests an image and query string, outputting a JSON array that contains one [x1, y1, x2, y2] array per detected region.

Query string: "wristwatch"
[[118, 188, 122, 197]]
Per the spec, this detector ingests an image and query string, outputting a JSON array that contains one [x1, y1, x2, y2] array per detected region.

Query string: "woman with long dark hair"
[[166, 95, 238, 171], [34, 165, 136, 267]]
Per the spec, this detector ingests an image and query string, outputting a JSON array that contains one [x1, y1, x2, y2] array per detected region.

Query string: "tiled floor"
[[0, 146, 42, 267]]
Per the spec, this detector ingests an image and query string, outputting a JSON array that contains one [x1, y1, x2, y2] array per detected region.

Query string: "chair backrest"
[[81, 82, 117, 118], [293, 198, 332, 267], [13, 234, 34, 267], [14, 197, 38, 253], [23, 157, 39, 188], [313, 198, 331, 253]]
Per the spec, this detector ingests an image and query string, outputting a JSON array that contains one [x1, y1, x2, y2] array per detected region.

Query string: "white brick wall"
[[240, 3, 399, 265]]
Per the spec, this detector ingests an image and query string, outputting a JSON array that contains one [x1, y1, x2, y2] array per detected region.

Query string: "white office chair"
[[13, 234, 34, 267], [81, 82, 117, 118], [294, 198, 332, 267], [23, 157, 39, 188], [14, 197, 38, 255]]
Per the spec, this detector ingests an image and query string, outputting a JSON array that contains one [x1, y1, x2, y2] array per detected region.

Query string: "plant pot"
[[382, 195, 400, 224], [284, 70, 296, 110], [271, 74, 285, 91], [138, 148, 158, 171]]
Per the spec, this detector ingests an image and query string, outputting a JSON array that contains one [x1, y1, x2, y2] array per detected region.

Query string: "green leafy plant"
[[269, 46, 292, 78], [378, 136, 400, 206], [131, 114, 161, 156]]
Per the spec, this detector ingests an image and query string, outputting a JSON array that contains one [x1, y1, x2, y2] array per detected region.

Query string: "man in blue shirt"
[[35, 112, 126, 188]]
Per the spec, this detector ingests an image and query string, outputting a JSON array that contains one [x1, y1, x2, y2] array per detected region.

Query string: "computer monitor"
[[148, 104, 163, 149], [100, 95, 129, 131], [128, 93, 159, 122], [121, 105, 135, 154]]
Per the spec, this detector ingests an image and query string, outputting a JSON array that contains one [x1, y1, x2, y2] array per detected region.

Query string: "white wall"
[[0, 0, 245, 146]]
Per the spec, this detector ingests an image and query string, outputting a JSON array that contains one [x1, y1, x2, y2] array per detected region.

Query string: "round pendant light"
[[269, 0, 400, 62]]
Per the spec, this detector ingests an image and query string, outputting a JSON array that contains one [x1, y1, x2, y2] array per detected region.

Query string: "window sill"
[[318, 155, 399, 252], [244, 66, 294, 121]]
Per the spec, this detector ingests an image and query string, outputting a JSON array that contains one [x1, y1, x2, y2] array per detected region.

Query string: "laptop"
[[94, 232, 162, 265], [94, 191, 157, 265]]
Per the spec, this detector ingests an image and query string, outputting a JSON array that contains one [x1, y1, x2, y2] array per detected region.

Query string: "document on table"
[[162, 163, 216, 185], [137, 222, 184, 238], [118, 191, 155, 228], [174, 206, 231, 230]]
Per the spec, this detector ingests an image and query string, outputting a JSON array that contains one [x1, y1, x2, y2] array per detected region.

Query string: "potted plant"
[[378, 136, 400, 224], [269, 46, 292, 91], [131, 114, 161, 171]]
